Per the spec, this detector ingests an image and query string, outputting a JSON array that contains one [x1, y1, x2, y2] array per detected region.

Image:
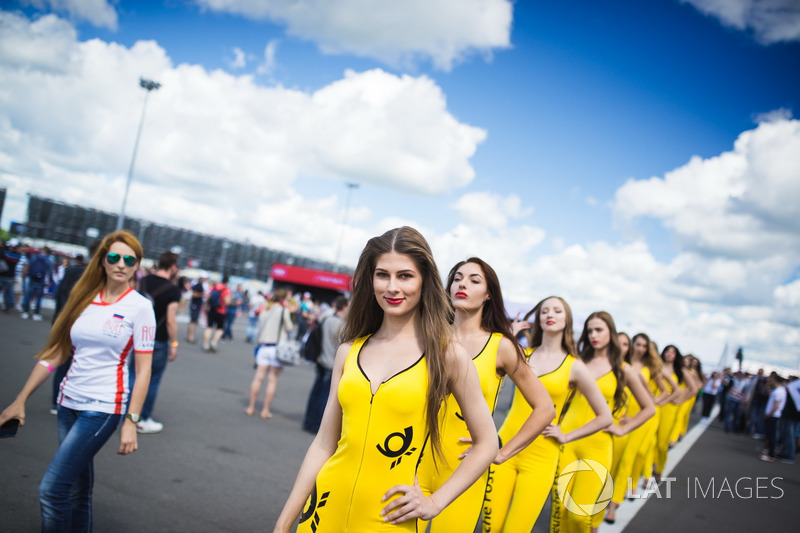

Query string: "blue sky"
[[1, 0, 799, 370]]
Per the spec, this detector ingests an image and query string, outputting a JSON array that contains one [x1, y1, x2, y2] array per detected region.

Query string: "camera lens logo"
[[556, 459, 614, 516]]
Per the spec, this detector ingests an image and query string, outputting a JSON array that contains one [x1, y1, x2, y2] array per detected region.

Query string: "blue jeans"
[[0, 276, 14, 310], [222, 310, 237, 339], [302, 366, 332, 433], [747, 399, 766, 435], [23, 280, 46, 314], [246, 315, 259, 342], [779, 418, 797, 461], [129, 340, 168, 420], [40, 407, 121, 532], [724, 396, 743, 432]]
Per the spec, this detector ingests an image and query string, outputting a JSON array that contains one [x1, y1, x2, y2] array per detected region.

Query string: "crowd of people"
[[706, 366, 799, 464], [1, 228, 798, 533]]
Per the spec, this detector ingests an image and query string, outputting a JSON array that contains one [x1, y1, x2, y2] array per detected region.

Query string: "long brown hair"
[[523, 296, 576, 356], [340, 227, 452, 464], [628, 332, 663, 377], [446, 257, 525, 366], [577, 311, 626, 415], [39, 230, 143, 364]]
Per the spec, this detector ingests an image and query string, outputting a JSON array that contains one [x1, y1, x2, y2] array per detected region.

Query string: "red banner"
[[270, 263, 352, 292]]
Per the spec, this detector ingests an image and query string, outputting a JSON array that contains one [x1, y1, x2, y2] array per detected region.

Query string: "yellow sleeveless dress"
[[550, 370, 616, 533], [418, 332, 504, 532], [297, 336, 429, 533], [656, 372, 681, 474], [481, 351, 577, 533], [610, 366, 650, 504]]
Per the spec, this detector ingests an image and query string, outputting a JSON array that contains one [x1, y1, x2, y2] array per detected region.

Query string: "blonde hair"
[[523, 296, 577, 356], [40, 231, 143, 364]]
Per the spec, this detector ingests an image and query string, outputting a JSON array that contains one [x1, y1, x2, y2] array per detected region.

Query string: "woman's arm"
[[652, 372, 670, 406], [543, 360, 613, 444], [661, 371, 681, 404], [381, 342, 498, 524], [674, 371, 700, 405], [492, 338, 555, 463], [0, 345, 63, 427], [606, 365, 656, 436], [273, 343, 349, 533], [119, 350, 152, 455]]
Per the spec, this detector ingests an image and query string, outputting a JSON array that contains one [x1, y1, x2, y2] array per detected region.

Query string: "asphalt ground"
[[1, 306, 798, 532]]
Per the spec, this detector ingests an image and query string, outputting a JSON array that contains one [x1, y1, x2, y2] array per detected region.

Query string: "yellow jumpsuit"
[[610, 367, 649, 504], [481, 352, 577, 533], [297, 336, 429, 533], [550, 371, 616, 533], [673, 369, 698, 441], [418, 333, 504, 532], [655, 373, 681, 474], [633, 372, 662, 484]]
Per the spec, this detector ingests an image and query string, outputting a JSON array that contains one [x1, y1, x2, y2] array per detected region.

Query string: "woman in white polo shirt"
[[0, 230, 155, 532]]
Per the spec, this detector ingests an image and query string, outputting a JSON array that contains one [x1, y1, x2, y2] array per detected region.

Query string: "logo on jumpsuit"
[[376, 426, 416, 469], [298, 482, 330, 532], [556, 459, 613, 516]]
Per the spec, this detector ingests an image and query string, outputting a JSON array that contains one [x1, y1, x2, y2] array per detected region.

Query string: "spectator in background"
[[760, 372, 787, 462], [202, 275, 231, 353], [245, 290, 266, 343], [130, 251, 182, 434], [186, 277, 206, 344], [221, 284, 244, 340], [747, 368, 769, 439], [21, 246, 53, 321], [777, 376, 799, 464], [701, 371, 722, 419], [302, 296, 349, 433], [295, 291, 314, 340], [1, 239, 23, 312], [246, 289, 295, 419]]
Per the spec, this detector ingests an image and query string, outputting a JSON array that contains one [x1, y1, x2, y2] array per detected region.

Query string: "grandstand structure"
[[19, 194, 350, 282]]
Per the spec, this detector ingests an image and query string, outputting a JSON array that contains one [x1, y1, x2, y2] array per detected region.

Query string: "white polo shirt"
[[59, 288, 155, 415]]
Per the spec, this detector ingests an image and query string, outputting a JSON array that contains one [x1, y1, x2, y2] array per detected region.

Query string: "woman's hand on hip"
[[381, 479, 441, 524]]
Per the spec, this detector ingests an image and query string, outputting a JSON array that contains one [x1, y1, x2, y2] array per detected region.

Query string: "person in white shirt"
[[0, 230, 155, 531], [760, 372, 787, 462]]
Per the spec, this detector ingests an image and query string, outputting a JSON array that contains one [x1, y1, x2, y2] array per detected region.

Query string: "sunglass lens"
[[106, 253, 120, 264], [123, 255, 137, 267]]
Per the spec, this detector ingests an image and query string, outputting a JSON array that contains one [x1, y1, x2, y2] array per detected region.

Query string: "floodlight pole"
[[117, 78, 161, 231], [334, 182, 359, 272]]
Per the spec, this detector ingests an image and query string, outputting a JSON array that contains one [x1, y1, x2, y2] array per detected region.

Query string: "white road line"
[[603, 406, 718, 532]]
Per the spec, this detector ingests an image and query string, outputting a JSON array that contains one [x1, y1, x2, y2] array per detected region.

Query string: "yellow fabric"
[[655, 373, 682, 474], [550, 371, 616, 533], [481, 352, 577, 533], [610, 366, 649, 504], [418, 332, 504, 533], [297, 336, 429, 533]]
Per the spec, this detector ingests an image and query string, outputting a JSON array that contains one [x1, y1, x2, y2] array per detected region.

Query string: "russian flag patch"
[[113, 314, 124, 319]]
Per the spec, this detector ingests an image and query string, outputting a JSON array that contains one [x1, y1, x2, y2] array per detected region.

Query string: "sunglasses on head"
[[106, 253, 137, 267]]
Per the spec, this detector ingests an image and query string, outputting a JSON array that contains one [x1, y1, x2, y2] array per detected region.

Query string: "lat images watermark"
[[627, 476, 785, 500], [556, 460, 614, 516]]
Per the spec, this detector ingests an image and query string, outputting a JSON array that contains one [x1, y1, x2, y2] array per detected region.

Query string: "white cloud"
[[256, 39, 278, 75], [614, 118, 800, 262], [451, 192, 532, 230], [0, 10, 484, 250], [681, 0, 800, 44], [229, 47, 246, 69], [193, 0, 513, 70], [21, 0, 118, 30]]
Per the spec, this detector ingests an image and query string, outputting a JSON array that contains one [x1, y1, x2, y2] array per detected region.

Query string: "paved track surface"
[[1, 308, 797, 532]]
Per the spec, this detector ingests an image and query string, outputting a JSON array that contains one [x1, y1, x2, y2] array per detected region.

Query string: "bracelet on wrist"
[[171, 341, 179, 348]]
